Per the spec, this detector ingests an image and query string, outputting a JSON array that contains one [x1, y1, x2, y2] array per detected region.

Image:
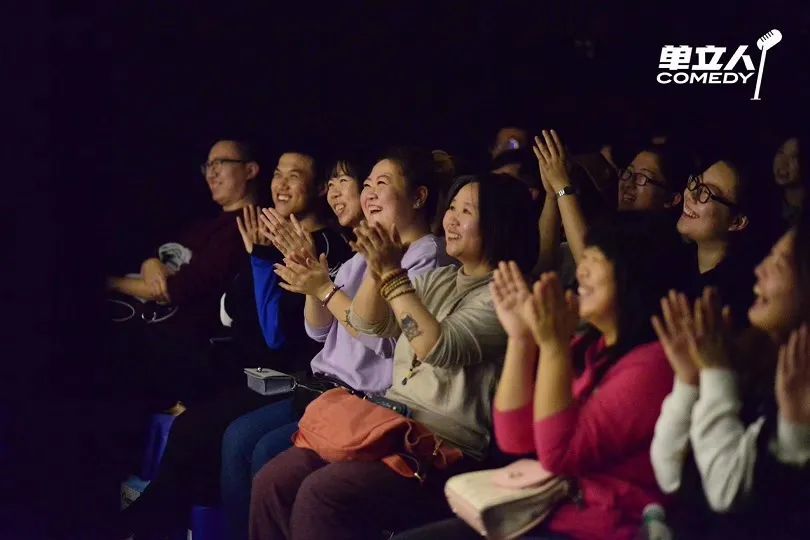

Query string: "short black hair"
[[231, 140, 258, 163], [444, 173, 539, 273], [326, 149, 372, 185], [378, 146, 438, 223], [278, 149, 323, 187]]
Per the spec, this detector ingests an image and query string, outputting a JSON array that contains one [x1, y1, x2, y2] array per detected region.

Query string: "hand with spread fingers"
[[490, 261, 535, 341], [260, 208, 316, 260], [351, 220, 409, 279], [776, 323, 810, 425], [236, 205, 273, 254], [683, 287, 733, 370], [532, 129, 572, 194], [524, 272, 579, 349], [273, 248, 334, 300], [652, 290, 700, 385]]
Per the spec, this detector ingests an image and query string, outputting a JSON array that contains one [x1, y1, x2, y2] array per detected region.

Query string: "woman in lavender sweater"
[[220, 147, 447, 540]]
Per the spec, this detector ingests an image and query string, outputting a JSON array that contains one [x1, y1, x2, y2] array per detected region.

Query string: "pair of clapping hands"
[[490, 262, 579, 350], [236, 205, 327, 297], [237, 205, 409, 298], [653, 287, 810, 425]]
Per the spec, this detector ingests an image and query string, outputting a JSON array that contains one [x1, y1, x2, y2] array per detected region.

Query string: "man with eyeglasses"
[[107, 140, 258, 309]]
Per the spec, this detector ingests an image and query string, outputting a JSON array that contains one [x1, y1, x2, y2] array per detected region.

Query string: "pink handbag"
[[444, 459, 571, 539]]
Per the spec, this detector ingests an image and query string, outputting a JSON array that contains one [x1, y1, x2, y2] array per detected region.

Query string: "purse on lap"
[[444, 459, 571, 540], [293, 387, 463, 480]]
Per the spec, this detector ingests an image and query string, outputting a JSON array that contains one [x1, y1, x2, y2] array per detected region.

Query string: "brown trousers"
[[248, 446, 466, 540]]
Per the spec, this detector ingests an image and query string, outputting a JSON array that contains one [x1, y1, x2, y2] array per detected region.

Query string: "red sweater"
[[493, 338, 673, 540], [162, 210, 244, 337]]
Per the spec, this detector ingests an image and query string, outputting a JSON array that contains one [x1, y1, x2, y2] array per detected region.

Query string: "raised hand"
[[652, 290, 700, 385], [236, 205, 272, 254], [260, 208, 316, 259], [273, 247, 333, 299], [532, 129, 572, 193], [490, 261, 534, 340], [525, 272, 578, 348], [351, 220, 408, 279], [776, 324, 810, 425], [685, 287, 733, 370]]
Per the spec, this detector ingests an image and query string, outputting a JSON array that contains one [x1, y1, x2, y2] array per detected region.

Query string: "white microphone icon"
[[751, 29, 782, 100]]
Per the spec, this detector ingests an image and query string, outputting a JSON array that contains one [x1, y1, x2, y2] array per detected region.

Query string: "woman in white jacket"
[[649, 207, 810, 539]]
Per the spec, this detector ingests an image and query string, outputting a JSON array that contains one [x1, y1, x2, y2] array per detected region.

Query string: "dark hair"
[[490, 148, 540, 189], [795, 204, 810, 322], [231, 140, 258, 163], [377, 146, 438, 224], [328, 149, 373, 186], [697, 148, 783, 257], [444, 173, 539, 273], [775, 134, 810, 188], [280, 149, 323, 188], [273, 150, 332, 220], [630, 141, 695, 195], [573, 212, 692, 377]]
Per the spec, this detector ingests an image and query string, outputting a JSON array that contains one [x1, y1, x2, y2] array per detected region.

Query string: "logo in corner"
[[656, 29, 782, 100]]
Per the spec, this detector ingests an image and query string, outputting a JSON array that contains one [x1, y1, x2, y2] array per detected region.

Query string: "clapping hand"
[[652, 290, 700, 385], [490, 261, 535, 340], [523, 272, 579, 349], [532, 129, 572, 194], [776, 324, 810, 425], [351, 220, 408, 280], [236, 205, 273, 254], [684, 287, 733, 370], [260, 208, 316, 260], [273, 248, 333, 300]]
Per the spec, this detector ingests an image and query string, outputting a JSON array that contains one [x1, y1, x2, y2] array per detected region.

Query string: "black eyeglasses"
[[618, 168, 669, 190], [686, 175, 737, 208], [200, 159, 247, 176]]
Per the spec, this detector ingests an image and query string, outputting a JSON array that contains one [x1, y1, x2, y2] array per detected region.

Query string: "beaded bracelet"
[[379, 268, 408, 290], [380, 275, 412, 298], [383, 284, 416, 302]]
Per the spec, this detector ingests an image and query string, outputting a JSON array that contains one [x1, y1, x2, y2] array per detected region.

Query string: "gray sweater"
[[349, 265, 506, 460]]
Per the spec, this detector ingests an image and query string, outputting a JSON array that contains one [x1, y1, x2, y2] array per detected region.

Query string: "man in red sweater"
[[107, 139, 259, 307], [105, 140, 260, 410]]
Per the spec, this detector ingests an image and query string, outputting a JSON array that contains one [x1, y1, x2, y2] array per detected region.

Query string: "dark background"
[[5, 1, 810, 537]]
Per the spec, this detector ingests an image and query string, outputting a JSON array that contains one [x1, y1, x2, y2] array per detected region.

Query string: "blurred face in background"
[[773, 137, 801, 187], [617, 151, 677, 211], [203, 140, 258, 211], [491, 127, 529, 159]]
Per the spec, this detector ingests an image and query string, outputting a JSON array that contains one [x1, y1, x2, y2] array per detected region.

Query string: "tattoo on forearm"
[[344, 309, 356, 331], [400, 314, 423, 341]]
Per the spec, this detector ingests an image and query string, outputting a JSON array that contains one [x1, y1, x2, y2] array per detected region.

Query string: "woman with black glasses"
[[675, 155, 768, 325]]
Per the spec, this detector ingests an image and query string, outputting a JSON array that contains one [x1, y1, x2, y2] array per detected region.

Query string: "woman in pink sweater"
[[488, 212, 684, 540], [395, 212, 686, 540]]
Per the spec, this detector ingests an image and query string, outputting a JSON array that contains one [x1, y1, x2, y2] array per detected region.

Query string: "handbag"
[[293, 387, 463, 481], [444, 459, 572, 540]]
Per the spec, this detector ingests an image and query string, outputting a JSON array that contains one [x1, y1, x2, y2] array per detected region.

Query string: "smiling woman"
[[481, 212, 686, 540], [245, 173, 539, 540]]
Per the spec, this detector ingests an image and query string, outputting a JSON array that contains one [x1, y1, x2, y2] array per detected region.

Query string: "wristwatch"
[[556, 185, 578, 199]]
